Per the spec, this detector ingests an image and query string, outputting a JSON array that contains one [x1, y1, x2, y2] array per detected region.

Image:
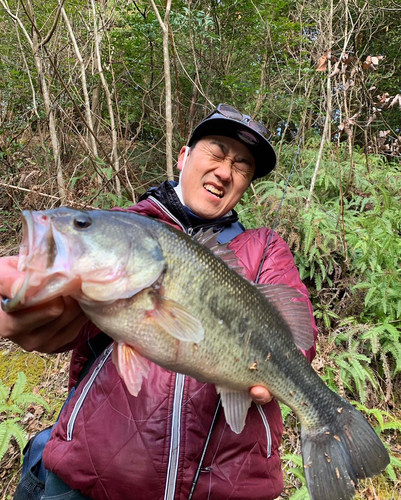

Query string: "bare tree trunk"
[[306, 0, 333, 209], [91, 84, 101, 137], [15, 23, 39, 119], [150, 0, 173, 180], [188, 74, 199, 139], [0, 0, 67, 201], [275, 92, 295, 180], [91, 0, 121, 196], [169, 25, 183, 140], [61, 4, 101, 186], [253, 36, 270, 118]]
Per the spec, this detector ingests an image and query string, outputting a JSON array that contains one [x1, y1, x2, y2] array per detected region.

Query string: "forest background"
[[0, 0, 401, 498]]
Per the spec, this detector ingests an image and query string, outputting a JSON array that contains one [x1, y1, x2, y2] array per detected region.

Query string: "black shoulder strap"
[[75, 332, 113, 388]]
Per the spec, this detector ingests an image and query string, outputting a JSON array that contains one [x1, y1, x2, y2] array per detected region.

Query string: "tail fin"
[[301, 398, 389, 500]]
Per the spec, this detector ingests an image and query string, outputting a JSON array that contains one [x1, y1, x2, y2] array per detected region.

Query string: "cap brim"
[[188, 115, 276, 180]]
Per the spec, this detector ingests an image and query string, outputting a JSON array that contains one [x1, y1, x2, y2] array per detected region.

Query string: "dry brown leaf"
[[338, 113, 359, 136], [329, 61, 340, 78], [363, 55, 373, 70], [316, 52, 328, 72], [363, 54, 384, 71], [343, 78, 356, 90], [350, 67, 358, 79], [327, 52, 338, 62], [341, 53, 357, 65], [389, 94, 401, 109], [376, 93, 389, 106], [366, 113, 377, 126]]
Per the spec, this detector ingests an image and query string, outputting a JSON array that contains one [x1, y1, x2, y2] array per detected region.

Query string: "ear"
[[177, 146, 189, 172]]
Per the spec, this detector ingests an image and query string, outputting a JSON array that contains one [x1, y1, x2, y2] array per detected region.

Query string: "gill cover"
[[3, 208, 166, 310], [62, 209, 167, 302]]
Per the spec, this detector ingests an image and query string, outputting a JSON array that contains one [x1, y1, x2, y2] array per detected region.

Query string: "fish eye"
[[73, 214, 92, 229]]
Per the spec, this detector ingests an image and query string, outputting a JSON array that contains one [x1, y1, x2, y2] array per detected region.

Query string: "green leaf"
[[10, 372, 27, 401], [7, 421, 27, 460], [289, 485, 310, 500], [14, 393, 51, 413], [0, 423, 12, 462], [0, 403, 24, 415], [385, 464, 397, 481], [0, 384, 9, 401]]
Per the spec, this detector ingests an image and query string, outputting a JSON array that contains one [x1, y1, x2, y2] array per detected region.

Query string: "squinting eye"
[[74, 214, 92, 229]]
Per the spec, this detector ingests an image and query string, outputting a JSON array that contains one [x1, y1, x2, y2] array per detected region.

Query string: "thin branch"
[[40, 0, 65, 47], [0, 0, 33, 47]]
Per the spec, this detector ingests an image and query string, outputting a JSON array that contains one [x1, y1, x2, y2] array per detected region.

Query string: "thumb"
[[250, 386, 273, 405]]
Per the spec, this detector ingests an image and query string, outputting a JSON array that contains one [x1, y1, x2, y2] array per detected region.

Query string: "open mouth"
[[204, 183, 224, 199], [1, 211, 73, 312]]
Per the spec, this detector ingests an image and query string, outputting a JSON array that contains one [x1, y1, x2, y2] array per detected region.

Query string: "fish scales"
[[142, 219, 309, 388], [144, 217, 330, 422], [2, 208, 390, 500]]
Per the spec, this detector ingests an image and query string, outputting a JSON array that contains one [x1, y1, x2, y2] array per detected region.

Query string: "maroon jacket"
[[43, 187, 318, 500]]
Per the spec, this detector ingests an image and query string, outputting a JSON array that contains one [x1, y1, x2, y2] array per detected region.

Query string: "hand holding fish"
[[0, 256, 87, 353]]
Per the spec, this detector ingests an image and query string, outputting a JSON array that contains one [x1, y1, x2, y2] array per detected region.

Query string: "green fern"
[[282, 453, 311, 499], [0, 372, 50, 462]]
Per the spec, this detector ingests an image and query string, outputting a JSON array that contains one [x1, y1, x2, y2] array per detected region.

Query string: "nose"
[[214, 159, 232, 182]]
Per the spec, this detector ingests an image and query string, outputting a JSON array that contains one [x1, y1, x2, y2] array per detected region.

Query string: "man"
[[0, 104, 317, 500]]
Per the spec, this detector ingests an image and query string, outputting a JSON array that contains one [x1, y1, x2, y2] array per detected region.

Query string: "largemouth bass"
[[2, 208, 389, 500]]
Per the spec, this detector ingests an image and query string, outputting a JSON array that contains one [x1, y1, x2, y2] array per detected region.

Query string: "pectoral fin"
[[112, 342, 150, 396], [149, 294, 204, 343], [216, 386, 253, 434]]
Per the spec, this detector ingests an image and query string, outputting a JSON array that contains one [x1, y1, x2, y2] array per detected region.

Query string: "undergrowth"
[[241, 142, 401, 498]]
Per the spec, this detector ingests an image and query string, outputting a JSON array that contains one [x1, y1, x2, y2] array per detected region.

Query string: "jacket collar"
[[138, 181, 239, 233]]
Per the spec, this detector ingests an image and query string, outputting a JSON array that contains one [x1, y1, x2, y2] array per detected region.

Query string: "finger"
[[250, 386, 273, 405], [8, 297, 87, 353], [29, 308, 88, 353], [0, 298, 67, 337], [0, 256, 23, 298]]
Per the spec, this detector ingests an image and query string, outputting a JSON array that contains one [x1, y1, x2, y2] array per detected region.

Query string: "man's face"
[[177, 136, 256, 220]]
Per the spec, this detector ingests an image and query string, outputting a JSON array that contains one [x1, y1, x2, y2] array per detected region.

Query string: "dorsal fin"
[[255, 284, 315, 351], [194, 228, 246, 278], [194, 227, 219, 248]]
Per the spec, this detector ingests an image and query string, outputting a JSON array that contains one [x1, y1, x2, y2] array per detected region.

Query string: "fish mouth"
[[1, 211, 76, 312], [204, 183, 224, 198]]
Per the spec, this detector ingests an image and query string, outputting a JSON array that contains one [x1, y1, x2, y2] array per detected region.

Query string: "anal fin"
[[216, 386, 253, 434], [112, 342, 150, 396]]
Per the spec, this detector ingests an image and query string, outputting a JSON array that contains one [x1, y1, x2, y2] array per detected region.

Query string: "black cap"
[[188, 110, 276, 180]]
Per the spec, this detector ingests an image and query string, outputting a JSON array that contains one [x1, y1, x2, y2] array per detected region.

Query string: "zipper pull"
[[188, 227, 194, 237]]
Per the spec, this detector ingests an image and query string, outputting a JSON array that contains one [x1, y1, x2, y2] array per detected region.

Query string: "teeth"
[[204, 184, 223, 198]]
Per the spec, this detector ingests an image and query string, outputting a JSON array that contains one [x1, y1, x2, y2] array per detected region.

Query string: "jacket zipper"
[[164, 373, 186, 500], [147, 197, 189, 500], [148, 197, 273, 486], [66, 345, 113, 441], [256, 404, 272, 458]]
